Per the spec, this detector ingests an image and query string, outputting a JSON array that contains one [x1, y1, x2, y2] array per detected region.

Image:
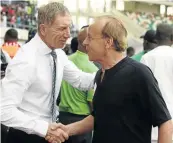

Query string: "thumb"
[[51, 122, 59, 130], [51, 123, 64, 130]]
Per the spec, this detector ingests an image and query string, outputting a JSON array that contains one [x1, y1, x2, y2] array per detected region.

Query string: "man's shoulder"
[[126, 58, 151, 77], [10, 42, 38, 67]]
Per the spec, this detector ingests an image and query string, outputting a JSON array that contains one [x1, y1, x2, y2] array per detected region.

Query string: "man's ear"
[[39, 24, 46, 36], [105, 37, 113, 49]]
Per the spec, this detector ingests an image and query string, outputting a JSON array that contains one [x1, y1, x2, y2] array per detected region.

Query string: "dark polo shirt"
[[92, 57, 171, 143]]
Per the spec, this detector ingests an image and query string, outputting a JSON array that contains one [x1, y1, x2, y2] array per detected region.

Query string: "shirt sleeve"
[[140, 55, 148, 65], [137, 66, 172, 127], [1, 58, 49, 137], [62, 53, 96, 91]]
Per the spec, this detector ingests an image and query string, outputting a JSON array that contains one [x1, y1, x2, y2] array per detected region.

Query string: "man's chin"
[[88, 56, 94, 62]]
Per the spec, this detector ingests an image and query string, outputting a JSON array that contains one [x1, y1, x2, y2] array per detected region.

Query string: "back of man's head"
[[4, 28, 18, 43], [141, 30, 157, 52], [126, 47, 135, 57], [156, 24, 173, 46], [77, 25, 88, 53], [71, 37, 78, 53]]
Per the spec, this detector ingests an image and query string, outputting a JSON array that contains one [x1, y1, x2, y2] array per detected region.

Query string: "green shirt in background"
[[59, 50, 98, 115], [131, 51, 145, 62]]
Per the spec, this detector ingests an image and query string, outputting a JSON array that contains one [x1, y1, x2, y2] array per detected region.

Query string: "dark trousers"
[[59, 112, 92, 143], [6, 127, 48, 143]]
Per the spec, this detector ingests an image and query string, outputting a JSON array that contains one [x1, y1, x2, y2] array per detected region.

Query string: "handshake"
[[45, 123, 70, 143]]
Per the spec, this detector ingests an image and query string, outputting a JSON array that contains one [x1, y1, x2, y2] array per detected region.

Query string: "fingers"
[[45, 126, 69, 143], [52, 128, 68, 142], [45, 135, 61, 143], [50, 123, 67, 132], [45, 135, 54, 143], [56, 128, 69, 141], [50, 122, 61, 130]]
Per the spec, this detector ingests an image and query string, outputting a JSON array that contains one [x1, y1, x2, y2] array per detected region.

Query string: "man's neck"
[[4, 40, 17, 43], [158, 41, 172, 47], [100, 51, 125, 70]]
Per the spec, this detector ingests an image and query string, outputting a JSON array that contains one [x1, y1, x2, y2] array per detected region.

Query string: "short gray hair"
[[38, 2, 70, 29]]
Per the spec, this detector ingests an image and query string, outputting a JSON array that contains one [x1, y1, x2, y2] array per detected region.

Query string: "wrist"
[[66, 124, 74, 136]]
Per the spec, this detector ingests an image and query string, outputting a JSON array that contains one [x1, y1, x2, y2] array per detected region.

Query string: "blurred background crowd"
[[0, 0, 172, 55]]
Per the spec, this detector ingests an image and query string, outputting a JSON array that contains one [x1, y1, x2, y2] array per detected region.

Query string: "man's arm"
[[66, 115, 94, 136], [62, 51, 96, 91], [158, 120, 173, 143]]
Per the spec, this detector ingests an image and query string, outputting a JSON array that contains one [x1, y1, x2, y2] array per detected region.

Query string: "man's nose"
[[83, 37, 88, 46]]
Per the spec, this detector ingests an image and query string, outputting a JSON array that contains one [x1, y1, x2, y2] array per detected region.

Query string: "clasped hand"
[[45, 123, 69, 143]]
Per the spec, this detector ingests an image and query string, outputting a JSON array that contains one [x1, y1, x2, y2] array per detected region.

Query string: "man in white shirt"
[[141, 23, 173, 143], [1, 2, 95, 143]]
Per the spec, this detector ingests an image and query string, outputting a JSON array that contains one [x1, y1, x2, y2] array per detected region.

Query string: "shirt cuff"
[[33, 120, 49, 137]]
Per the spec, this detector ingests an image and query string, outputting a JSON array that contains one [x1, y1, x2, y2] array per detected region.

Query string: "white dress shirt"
[[141, 45, 173, 140], [1, 34, 95, 137]]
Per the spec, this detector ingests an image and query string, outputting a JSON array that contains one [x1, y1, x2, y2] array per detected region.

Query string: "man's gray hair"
[[38, 2, 70, 29]]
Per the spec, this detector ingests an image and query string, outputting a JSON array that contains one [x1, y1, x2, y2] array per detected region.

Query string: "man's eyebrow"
[[56, 24, 71, 28]]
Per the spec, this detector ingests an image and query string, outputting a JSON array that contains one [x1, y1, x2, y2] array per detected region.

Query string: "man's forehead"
[[53, 14, 72, 26], [88, 19, 107, 35]]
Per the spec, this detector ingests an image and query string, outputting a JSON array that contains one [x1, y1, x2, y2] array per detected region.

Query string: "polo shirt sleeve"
[[137, 66, 172, 127]]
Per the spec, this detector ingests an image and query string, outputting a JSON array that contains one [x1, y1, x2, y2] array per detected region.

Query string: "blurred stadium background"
[[0, 0, 173, 53]]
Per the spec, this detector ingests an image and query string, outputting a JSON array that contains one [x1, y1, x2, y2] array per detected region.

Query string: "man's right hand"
[[45, 123, 69, 143]]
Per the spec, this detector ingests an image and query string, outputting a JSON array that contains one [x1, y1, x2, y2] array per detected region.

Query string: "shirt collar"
[[33, 33, 52, 55]]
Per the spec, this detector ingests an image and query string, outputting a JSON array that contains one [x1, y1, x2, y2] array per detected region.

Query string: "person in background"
[[2, 28, 20, 58], [126, 46, 135, 57], [25, 28, 37, 43], [10, 15, 16, 28], [16, 13, 21, 28], [132, 29, 157, 61], [48, 15, 173, 143], [0, 49, 11, 79], [71, 37, 78, 53], [59, 26, 98, 143], [141, 23, 173, 143], [63, 45, 70, 55], [1, 12, 7, 27]]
